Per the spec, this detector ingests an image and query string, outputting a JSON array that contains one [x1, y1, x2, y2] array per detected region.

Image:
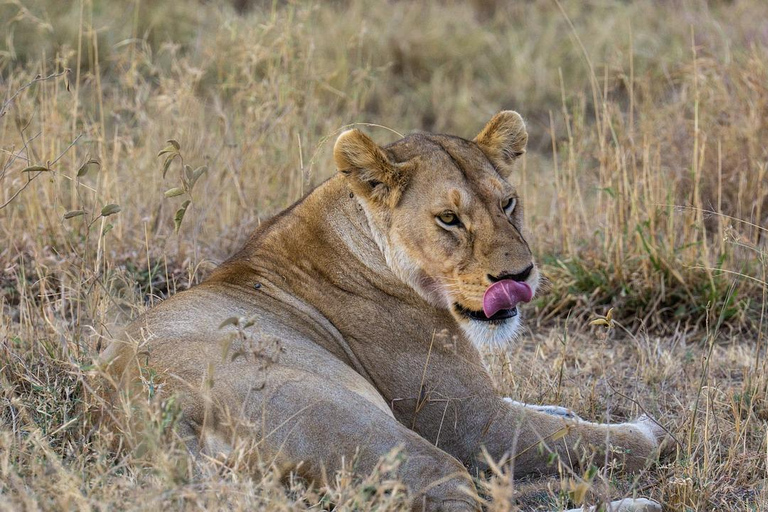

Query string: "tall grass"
[[1, 0, 767, 510]]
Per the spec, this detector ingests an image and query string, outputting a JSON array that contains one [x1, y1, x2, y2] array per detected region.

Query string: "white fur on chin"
[[460, 313, 523, 350]]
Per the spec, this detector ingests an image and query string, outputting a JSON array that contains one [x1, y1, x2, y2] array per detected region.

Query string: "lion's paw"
[[564, 498, 661, 512], [631, 414, 678, 462], [632, 414, 674, 452], [605, 498, 662, 512]]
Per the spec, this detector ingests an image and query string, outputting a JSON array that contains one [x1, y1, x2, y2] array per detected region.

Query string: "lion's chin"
[[457, 312, 523, 350]]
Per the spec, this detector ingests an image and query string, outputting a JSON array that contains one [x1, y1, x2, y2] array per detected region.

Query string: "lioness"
[[103, 112, 665, 511]]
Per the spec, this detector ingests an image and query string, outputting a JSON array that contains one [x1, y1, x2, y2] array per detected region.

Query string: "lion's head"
[[333, 111, 539, 347]]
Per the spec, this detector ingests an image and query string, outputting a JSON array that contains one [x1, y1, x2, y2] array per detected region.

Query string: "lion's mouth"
[[454, 303, 518, 323]]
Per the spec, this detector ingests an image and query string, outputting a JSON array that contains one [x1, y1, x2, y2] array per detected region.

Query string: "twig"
[[1, 69, 70, 118], [0, 133, 83, 210], [604, 380, 682, 449], [688, 281, 737, 455], [1, 131, 41, 180]]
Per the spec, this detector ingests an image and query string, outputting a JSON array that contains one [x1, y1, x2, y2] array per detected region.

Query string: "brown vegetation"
[[1, 0, 766, 510]]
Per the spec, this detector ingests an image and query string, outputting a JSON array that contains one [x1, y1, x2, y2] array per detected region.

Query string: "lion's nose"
[[488, 264, 533, 283]]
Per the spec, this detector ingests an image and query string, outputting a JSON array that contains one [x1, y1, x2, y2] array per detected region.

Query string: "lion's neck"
[[285, 176, 418, 299], [211, 175, 470, 398], [235, 175, 447, 329]]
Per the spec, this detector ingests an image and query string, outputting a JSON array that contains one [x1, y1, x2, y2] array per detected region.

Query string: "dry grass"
[[1, 0, 767, 510]]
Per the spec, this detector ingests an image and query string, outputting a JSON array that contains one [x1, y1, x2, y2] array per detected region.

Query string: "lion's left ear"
[[334, 129, 410, 207], [473, 111, 528, 178]]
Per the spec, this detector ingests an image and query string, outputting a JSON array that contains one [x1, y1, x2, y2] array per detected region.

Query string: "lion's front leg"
[[389, 353, 665, 478], [563, 498, 661, 512], [485, 399, 666, 478]]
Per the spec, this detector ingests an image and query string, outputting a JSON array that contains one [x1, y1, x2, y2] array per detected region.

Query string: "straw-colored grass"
[[1, 0, 766, 510]]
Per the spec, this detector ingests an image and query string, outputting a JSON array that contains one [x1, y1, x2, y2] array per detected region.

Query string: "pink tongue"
[[482, 280, 533, 318]]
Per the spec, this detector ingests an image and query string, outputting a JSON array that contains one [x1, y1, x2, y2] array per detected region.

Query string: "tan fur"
[[474, 111, 528, 178], [102, 112, 665, 512]]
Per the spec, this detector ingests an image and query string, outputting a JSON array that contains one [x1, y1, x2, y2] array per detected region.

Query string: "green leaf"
[[157, 146, 176, 157], [102, 223, 114, 236], [182, 164, 193, 188], [21, 165, 50, 173], [599, 186, 615, 198], [100, 204, 122, 217], [77, 158, 101, 177], [188, 165, 208, 190], [164, 187, 185, 198], [218, 316, 241, 329], [549, 425, 570, 442], [162, 154, 176, 179], [173, 199, 191, 233], [63, 210, 87, 219], [158, 140, 180, 158]]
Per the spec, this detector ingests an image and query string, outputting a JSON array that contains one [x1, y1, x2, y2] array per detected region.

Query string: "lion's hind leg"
[[182, 364, 480, 512]]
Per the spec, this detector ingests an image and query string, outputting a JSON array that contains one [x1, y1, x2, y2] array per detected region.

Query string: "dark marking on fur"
[[434, 139, 469, 180]]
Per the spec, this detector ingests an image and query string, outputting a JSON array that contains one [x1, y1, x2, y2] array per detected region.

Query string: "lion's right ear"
[[333, 129, 409, 207], [474, 111, 528, 179]]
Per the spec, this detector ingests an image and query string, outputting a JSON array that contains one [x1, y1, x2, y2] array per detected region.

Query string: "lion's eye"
[[437, 211, 461, 227], [502, 197, 517, 215]]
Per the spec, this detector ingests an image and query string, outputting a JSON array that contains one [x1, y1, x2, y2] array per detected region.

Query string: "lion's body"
[[103, 113, 664, 512]]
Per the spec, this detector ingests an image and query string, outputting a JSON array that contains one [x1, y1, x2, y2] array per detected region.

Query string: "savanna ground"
[[1, 0, 767, 510]]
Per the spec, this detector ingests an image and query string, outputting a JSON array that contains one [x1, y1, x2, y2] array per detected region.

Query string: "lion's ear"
[[474, 111, 528, 178], [334, 129, 409, 207]]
